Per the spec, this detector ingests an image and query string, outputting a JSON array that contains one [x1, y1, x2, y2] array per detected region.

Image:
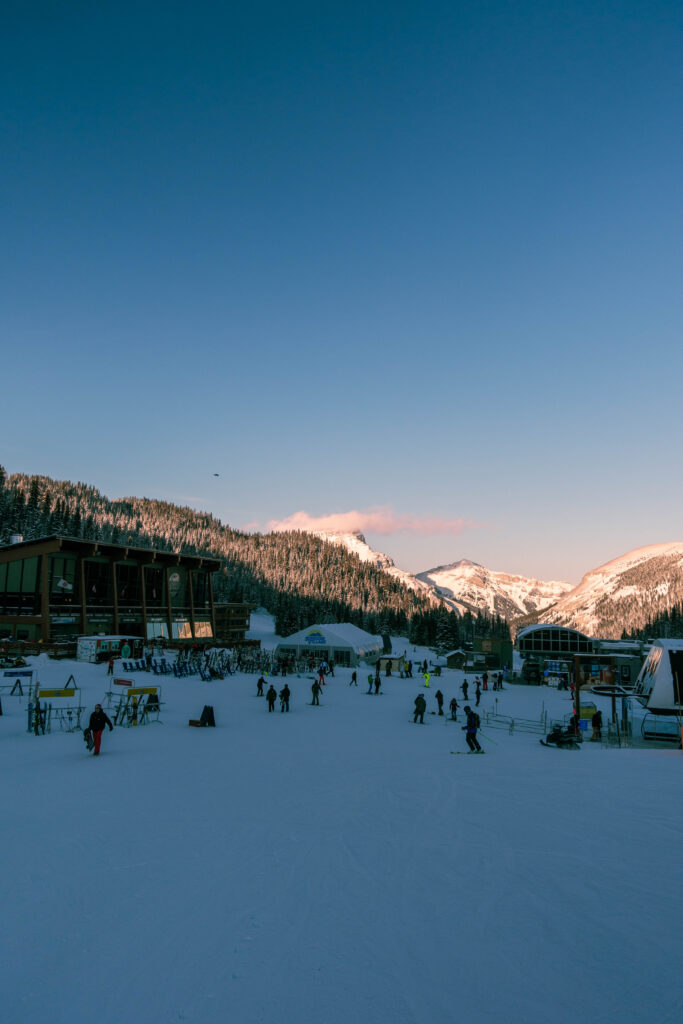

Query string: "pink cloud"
[[261, 506, 480, 537]]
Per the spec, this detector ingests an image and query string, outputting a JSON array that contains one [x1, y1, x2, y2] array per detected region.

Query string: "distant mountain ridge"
[[416, 560, 573, 619], [315, 531, 683, 639], [313, 532, 573, 619], [537, 542, 683, 637]]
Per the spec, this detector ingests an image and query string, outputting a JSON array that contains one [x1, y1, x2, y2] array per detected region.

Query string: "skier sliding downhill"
[[462, 706, 483, 753]]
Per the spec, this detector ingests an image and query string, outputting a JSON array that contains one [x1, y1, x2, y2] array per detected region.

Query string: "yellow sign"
[[127, 687, 158, 696], [37, 689, 76, 698]]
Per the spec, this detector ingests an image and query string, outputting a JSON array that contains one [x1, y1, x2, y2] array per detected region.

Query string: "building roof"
[[0, 535, 221, 572], [516, 623, 592, 640], [279, 623, 382, 650]]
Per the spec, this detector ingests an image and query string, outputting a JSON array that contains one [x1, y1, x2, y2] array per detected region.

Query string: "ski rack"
[[29, 676, 84, 733], [106, 685, 163, 727]]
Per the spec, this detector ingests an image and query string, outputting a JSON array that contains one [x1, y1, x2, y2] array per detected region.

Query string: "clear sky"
[[2, 1, 682, 583]]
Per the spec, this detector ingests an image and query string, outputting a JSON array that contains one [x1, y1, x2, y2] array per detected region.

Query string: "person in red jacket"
[[89, 704, 113, 756]]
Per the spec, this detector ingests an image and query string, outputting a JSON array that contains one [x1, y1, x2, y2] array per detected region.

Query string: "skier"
[[311, 680, 321, 706], [475, 681, 481, 707], [350, 670, 358, 687], [280, 684, 290, 713], [462, 706, 482, 752], [449, 697, 459, 721], [88, 703, 113, 756], [435, 690, 444, 716], [266, 685, 277, 712], [592, 709, 603, 741], [257, 676, 265, 696], [413, 693, 426, 724], [482, 671, 488, 691], [461, 680, 469, 700], [107, 658, 114, 676]]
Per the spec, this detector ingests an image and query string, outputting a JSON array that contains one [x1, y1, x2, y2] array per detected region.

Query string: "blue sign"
[[305, 630, 327, 646]]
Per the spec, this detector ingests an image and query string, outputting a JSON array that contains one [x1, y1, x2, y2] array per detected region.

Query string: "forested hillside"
[[0, 469, 509, 648]]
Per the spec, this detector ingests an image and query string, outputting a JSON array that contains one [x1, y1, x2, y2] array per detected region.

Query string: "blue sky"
[[2, 1, 682, 582]]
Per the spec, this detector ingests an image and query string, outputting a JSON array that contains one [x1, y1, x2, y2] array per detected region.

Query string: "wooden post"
[[165, 566, 173, 642], [140, 561, 148, 641], [188, 570, 195, 640], [208, 568, 216, 640], [112, 561, 120, 635], [79, 554, 87, 635], [40, 553, 50, 642]]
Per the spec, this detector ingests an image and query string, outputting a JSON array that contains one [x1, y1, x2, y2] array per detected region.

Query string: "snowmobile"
[[540, 724, 581, 750]]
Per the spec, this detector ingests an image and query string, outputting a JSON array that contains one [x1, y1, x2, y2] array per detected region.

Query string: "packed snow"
[[2, 613, 682, 1024]]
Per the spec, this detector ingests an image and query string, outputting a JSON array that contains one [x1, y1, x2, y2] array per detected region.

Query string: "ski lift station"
[[634, 640, 683, 715], [275, 623, 383, 667]]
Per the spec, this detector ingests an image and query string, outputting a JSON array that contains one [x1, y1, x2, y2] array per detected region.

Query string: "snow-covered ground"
[[2, 617, 682, 1024]]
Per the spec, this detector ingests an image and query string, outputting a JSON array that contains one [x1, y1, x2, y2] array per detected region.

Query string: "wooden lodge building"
[[0, 535, 251, 645]]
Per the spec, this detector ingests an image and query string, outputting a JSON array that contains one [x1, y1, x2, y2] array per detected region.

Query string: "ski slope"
[[2, 630, 682, 1023]]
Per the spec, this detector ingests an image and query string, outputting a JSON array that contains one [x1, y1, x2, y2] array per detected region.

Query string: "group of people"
[[412, 692, 483, 752]]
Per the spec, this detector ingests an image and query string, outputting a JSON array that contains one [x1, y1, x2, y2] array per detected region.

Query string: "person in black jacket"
[[89, 704, 113, 756], [266, 685, 277, 712], [280, 684, 290, 712]]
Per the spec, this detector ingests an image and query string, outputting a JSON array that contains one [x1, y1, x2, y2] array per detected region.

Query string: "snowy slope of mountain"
[[313, 530, 442, 604], [416, 560, 574, 618], [539, 542, 683, 637], [315, 532, 573, 619]]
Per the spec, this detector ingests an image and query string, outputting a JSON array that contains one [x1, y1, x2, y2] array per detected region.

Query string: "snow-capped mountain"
[[315, 532, 572, 619], [416, 560, 574, 619], [312, 530, 441, 604], [538, 542, 683, 637]]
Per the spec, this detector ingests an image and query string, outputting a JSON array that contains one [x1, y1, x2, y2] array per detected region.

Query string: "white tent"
[[275, 624, 383, 668], [634, 640, 683, 714]]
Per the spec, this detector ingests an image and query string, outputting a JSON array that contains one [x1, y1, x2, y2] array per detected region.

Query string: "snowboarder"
[[88, 703, 113, 756], [350, 670, 358, 687], [482, 671, 488, 691], [413, 694, 426, 724], [367, 675, 374, 694], [311, 680, 321, 706], [266, 685, 277, 712], [423, 671, 430, 688], [461, 680, 468, 700], [449, 697, 459, 721], [374, 675, 381, 695], [406, 660, 413, 678], [462, 706, 482, 752], [257, 676, 265, 696], [435, 690, 444, 715], [592, 709, 603, 741], [280, 684, 290, 713]]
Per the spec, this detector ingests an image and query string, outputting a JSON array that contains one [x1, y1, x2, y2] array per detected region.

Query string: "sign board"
[[37, 689, 76, 698], [304, 630, 326, 646], [128, 687, 158, 696], [113, 678, 133, 686]]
